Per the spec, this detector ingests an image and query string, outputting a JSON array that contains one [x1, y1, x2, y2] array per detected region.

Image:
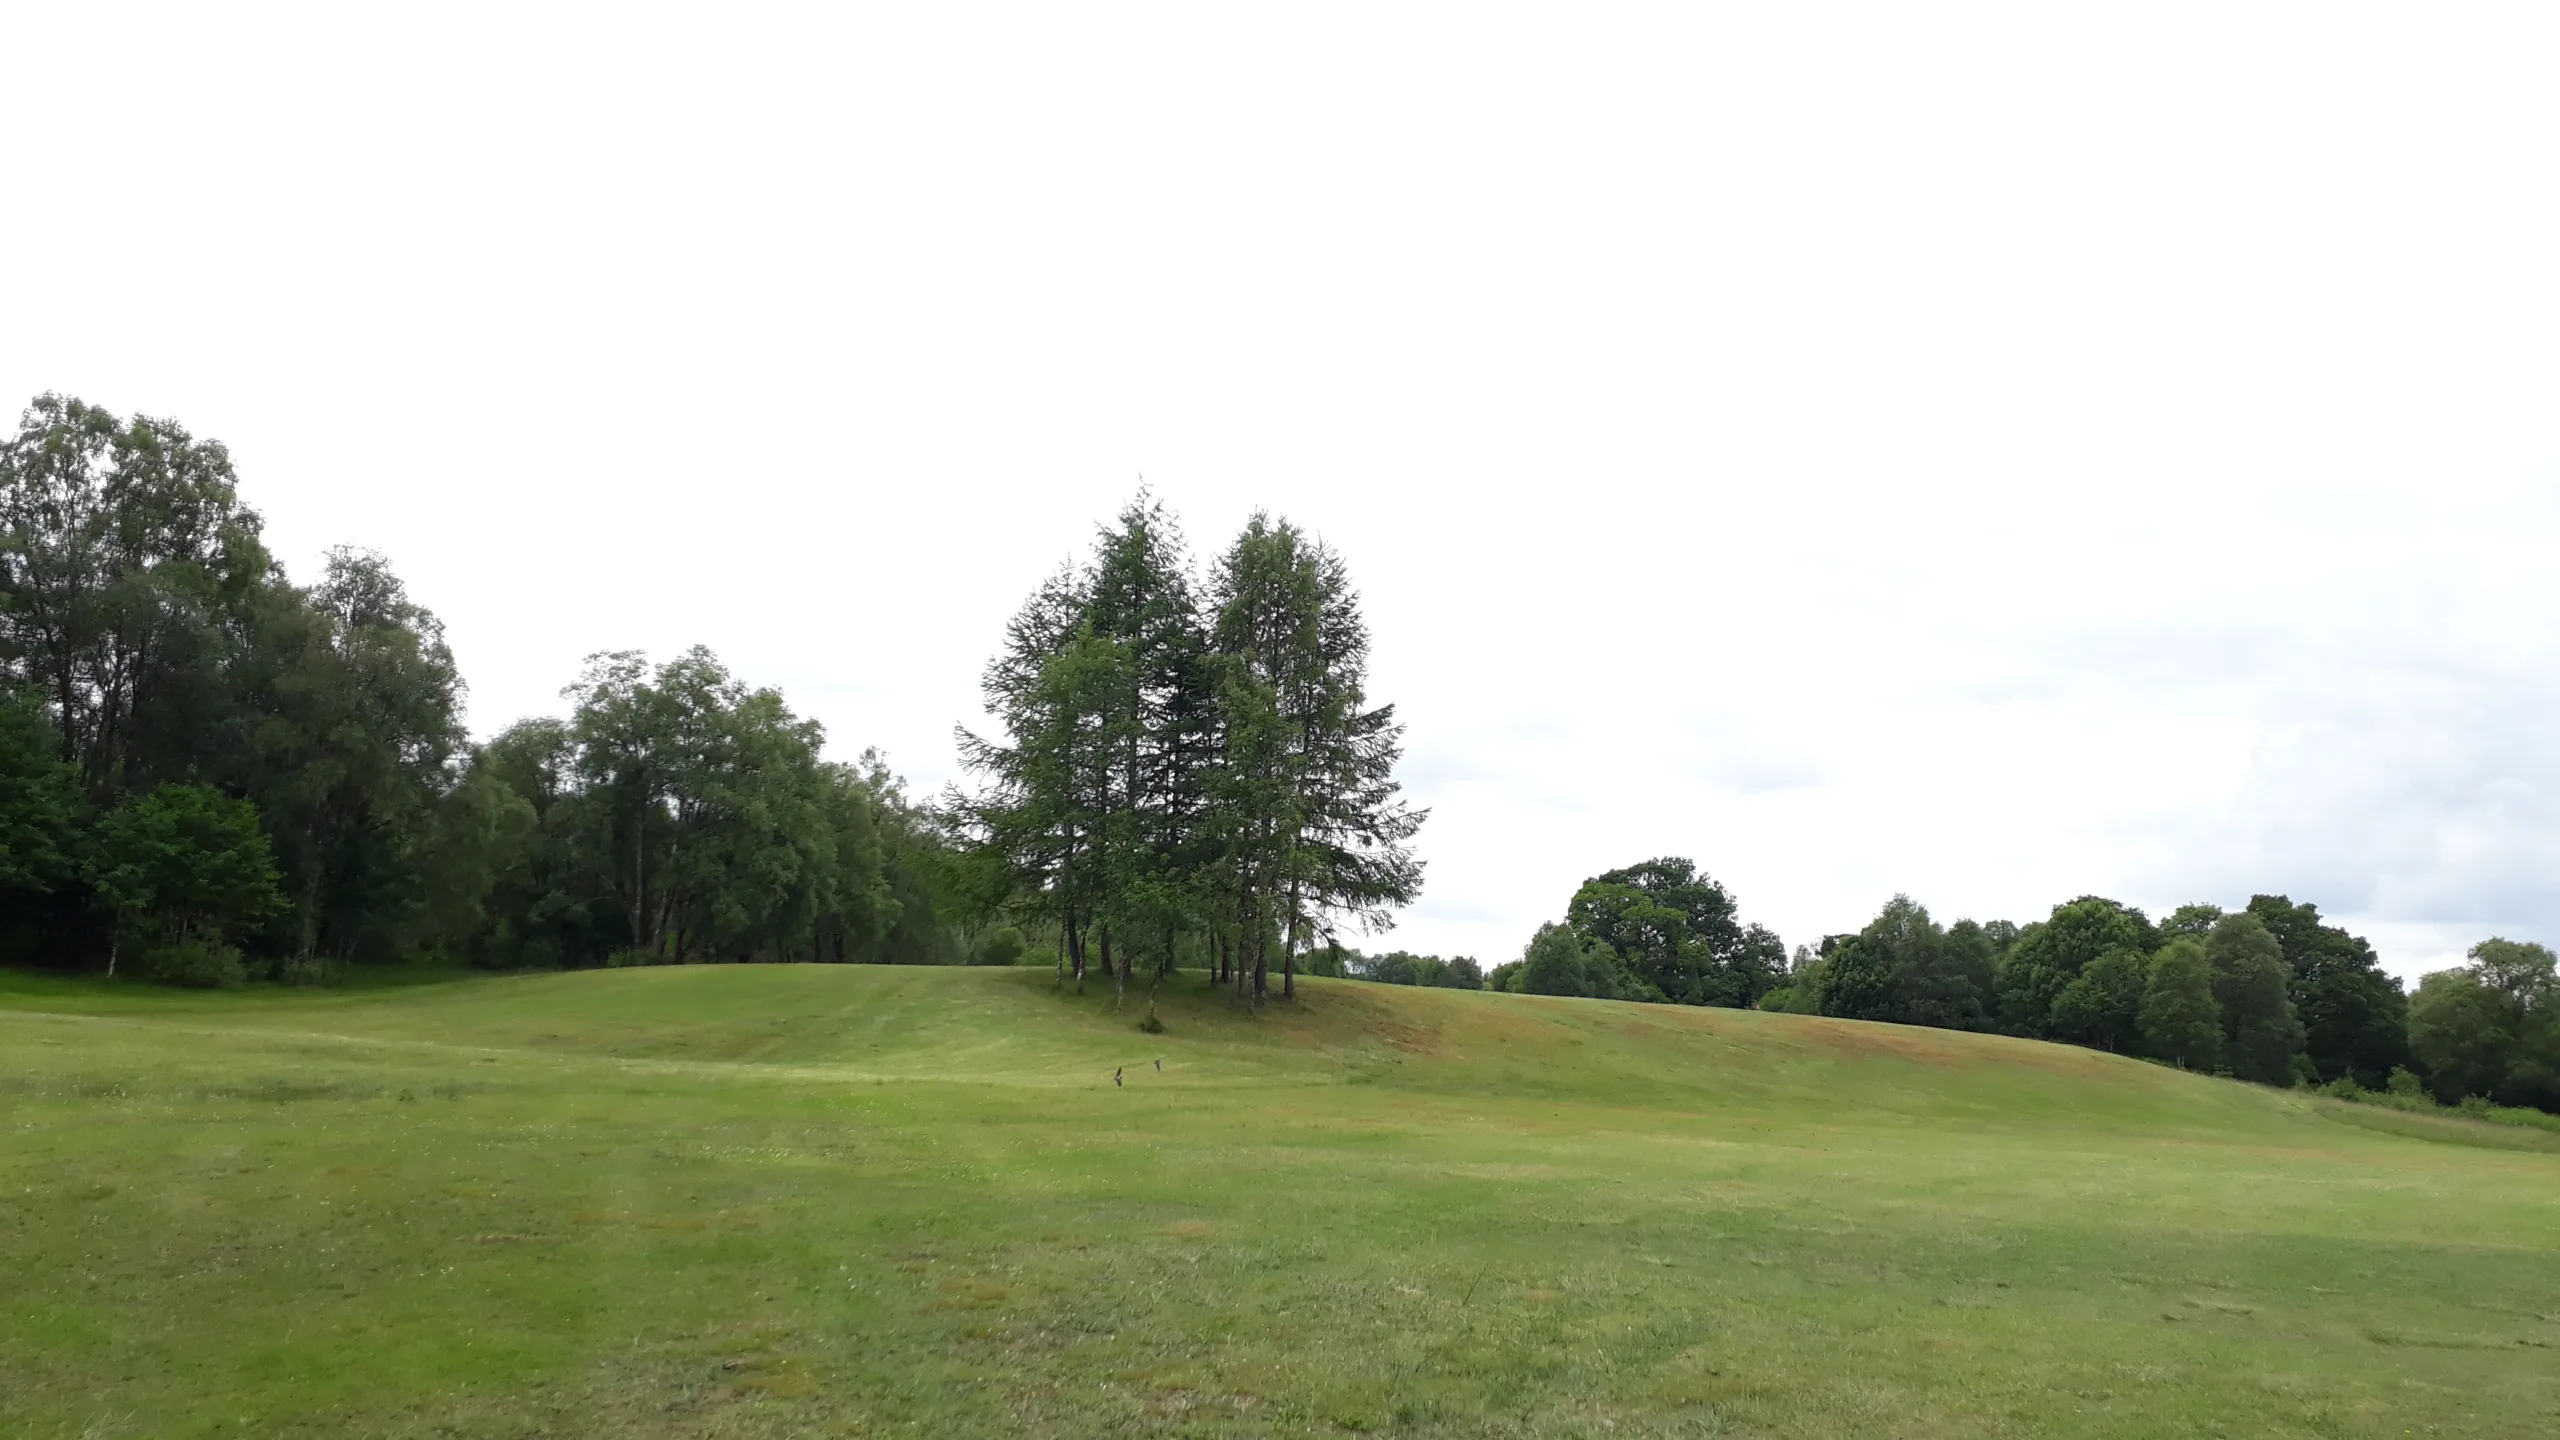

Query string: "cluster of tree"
[[1299, 943, 1484, 990], [0, 394, 959, 984], [1748, 888, 2560, 1114], [957, 497, 1424, 1006], [1488, 858, 1786, 1004], [457, 649, 956, 969], [2407, 939, 2559, 1111], [1766, 894, 2406, 1086]]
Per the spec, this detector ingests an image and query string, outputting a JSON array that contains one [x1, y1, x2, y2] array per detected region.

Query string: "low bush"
[[2320, 1068, 2560, 1135], [141, 939, 247, 989]]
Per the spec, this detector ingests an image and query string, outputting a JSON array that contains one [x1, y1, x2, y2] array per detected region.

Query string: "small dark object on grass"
[[1139, 1012, 1166, 1034], [1113, 1067, 1122, 1086], [1154, 1058, 1161, 1071]]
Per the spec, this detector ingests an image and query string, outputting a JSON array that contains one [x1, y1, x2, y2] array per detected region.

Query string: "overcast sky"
[[7, 4, 2557, 979]]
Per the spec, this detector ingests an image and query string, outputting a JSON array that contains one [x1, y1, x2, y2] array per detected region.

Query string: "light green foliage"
[[4, 967, 2558, 1435], [83, 782, 283, 967], [1514, 920, 1626, 998], [974, 925, 1026, 967], [2139, 939, 2222, 1071], [2206, 912, 2306, 1086]]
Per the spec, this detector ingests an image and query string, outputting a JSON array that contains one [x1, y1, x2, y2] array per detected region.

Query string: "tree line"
[[1486, 854, 2555, 1118], [0, 395, 959, 984]]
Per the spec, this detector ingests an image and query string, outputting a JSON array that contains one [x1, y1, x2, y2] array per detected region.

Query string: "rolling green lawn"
[[3, 965, 2556, 1438]]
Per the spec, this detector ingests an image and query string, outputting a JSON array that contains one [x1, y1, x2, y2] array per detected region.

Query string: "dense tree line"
[[957, 496, 1425, 1005], [1300, 944, 1485, 990], [1758, 893, 2408, 1087], [1484, 852, 2554, 1116], [1749, 890, 2556, 1115], [0, 394, 957, 983]]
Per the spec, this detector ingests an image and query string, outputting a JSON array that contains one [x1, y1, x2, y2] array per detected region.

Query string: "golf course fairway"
[[3, 964, 2556, 1437]]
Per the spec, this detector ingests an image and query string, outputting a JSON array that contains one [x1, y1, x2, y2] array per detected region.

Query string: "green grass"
[[3, 966, 2555, 1437]]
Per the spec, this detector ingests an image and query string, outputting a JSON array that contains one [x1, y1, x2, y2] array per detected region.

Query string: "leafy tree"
[[2244, 895, 2409, 1087], [2139, 938, 2222, 1070], [84, 783, 284, 977], [1994, 897, 2158, 1038], [1757, 943, 1830, 1014], [1820, 898, 1996, 1030], [1514, 921, 1627, 998], [1565, 858, 1783, 1008], [0, 395, 269, 800], [2160, 904, 2224, 942], [2407, 939, 2560, 1110], [2205, 912, 2305, 1085], [223, 549, 466, 973], [2049, 947, 2149, 1053]]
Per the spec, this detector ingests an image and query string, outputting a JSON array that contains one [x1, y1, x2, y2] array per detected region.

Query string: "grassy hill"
[[3, 965, 2555, 1437]]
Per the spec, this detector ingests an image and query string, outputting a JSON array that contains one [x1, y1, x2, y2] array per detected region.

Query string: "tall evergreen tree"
[[1207, 514, 1423, 1001]]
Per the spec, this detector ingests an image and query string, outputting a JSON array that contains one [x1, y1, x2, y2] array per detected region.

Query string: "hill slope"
[[3, 966, 2555, 1437]]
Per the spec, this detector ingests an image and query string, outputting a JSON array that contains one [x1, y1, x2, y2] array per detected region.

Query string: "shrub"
[[142, 939, 247, 989], [975, 927, 1026, 967]]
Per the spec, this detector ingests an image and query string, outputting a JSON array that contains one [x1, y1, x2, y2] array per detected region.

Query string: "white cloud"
[[4, 3, 2556, 980]]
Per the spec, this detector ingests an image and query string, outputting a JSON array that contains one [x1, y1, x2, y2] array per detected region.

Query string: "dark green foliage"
[[2243, 894, 2409, 1088], [2407, 939, 2559, 1110], [0, 690, 81, 957], [2049, 948, 2149, 1053], [1345, 949, 1482, 989], [961, 499, 1423, 1005], [0, 394, 962, 983], [2140, 939, 2222, 1071], [1818, 897, 1996, 1029], [2206, 913, 2305, 1085], [0, 394, 270, 801], [1994, 896, 2158, 1038], [1561, 858, 1784, 1010], [458, 657, 933, 969]]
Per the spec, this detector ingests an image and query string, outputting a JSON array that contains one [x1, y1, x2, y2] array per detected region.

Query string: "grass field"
[[3, 965, 2556, 1438]]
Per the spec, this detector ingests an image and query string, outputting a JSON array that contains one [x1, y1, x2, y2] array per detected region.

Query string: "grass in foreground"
[[2, 964, 2556, 1437]]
